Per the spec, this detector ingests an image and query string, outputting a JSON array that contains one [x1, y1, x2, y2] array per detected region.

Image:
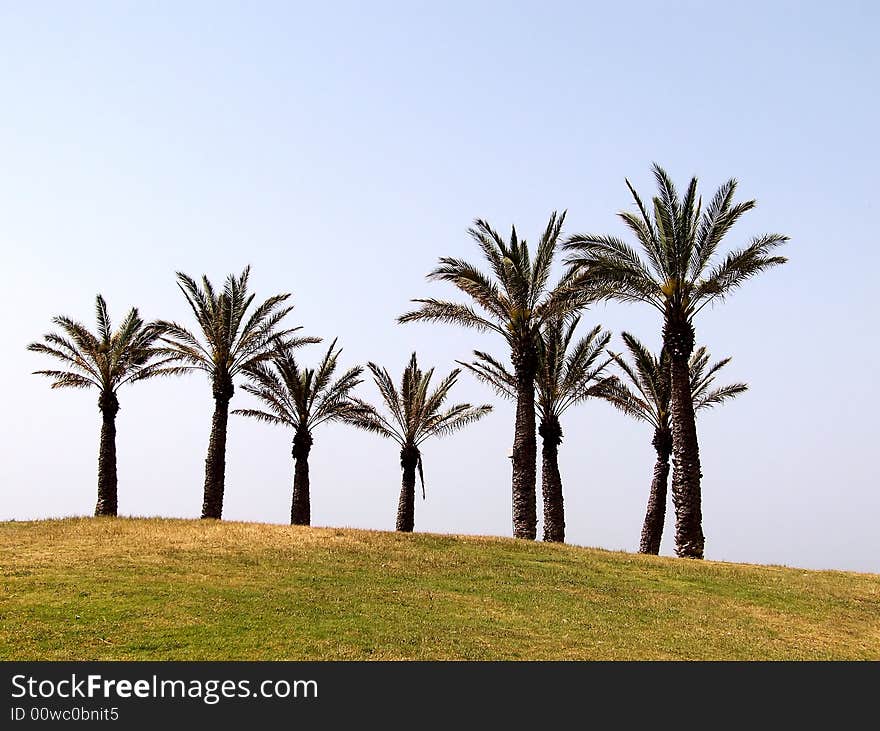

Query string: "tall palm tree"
[[156, 267, 316, 519], [398, 212, 590, 539], [232, 339, 364, 526], [346, 353, 492, 532], [461, 317, 614, 543], [27, 295, 171, 516], [565, 165, 787, 558], [601, 332, 747, 554]]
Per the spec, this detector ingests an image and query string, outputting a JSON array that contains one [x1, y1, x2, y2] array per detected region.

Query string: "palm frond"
[[459, 350, 516, 401], [366, 361, 407, 431], [95, 295, 112, 343], [418, 403, 493, 444], [27, 340, 101, 382], [529, 210, 565, 308], [691, 233, 789, 313], [32, 370, 99, 390], [311, 367, 364, 426], [467, 219, 511, 286], [598, 332, 666, 427], [415, 367, 460, 437], [230, 408, 289, 426], [343, 398, 405, 444], [694, 383, 748, 412], [562, 241, 663, 312], [687, 348, 748, 411], [689, 181, 751, 279], [119, 355, 187, 386], [623, 178, 667, 279], [553, 326, 614, 415], [594, 378, 656, 427], [237, 294, 293, 351], [427, 258, 509, 321], [398, 299, 506, 338], [154, 321, 214, 365]]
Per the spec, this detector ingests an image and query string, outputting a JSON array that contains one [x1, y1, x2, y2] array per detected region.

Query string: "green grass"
[[2, 517, 878, 660]]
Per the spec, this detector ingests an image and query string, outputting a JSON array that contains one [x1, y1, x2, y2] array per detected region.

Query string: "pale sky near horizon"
[[2, 1, 878, 573]]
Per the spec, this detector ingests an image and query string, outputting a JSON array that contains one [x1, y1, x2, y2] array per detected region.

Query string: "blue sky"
[[2, 1, 878, 571]]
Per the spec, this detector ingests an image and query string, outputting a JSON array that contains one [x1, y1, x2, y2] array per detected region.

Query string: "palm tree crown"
[[564, 164, 788, 325], [28, 294, 169, 394], [155, 266, 316, 392], [601, 333, 747, 431], [462, 316, 614, 422], [348, 353, 492, 498], [348, 352, 491, 533], [399, 212, 587, 352], [234, 339, 365, 432]]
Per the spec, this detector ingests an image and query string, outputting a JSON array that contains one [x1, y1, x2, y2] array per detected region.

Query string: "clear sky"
[[2, 1, 878, 572]]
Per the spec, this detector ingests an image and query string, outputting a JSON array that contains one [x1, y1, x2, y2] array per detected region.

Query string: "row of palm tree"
[[399, 165, 787, 558], [26, 273, 492, 535], [27, 166, 788, 559]]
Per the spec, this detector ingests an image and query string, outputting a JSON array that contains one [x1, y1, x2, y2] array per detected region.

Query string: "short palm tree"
[[601, 332, 747, 554], [233, 339, 364, 526], [346, 353, 492, 532], [156, 267, 316, 519], [461, 317, 613, 542], [27, 295, 170, 516], [565, 165, 787, 558], [399, 212, 590, 539]]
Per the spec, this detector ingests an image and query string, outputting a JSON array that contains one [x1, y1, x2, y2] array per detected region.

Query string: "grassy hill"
[[2, 517, 878, 660]]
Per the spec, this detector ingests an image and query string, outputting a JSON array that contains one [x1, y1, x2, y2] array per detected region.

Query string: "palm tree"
[[232, 339, 364, 526], [565, 165, 787, 558], [601, 333, 747, 554], [27, 295, 171, 516], [156, 267, 316, 520], [398, 212, 590, 539], [461, 317, 614, 542], [346, 353, 492, 532]]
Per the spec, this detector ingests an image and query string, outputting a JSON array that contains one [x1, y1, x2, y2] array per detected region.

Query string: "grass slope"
[[2, 517, 879, 660]]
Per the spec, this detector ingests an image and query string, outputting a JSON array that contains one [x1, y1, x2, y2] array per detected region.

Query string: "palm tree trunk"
[[290, 428, 313, 526], [201, 378, 234, 520], [396, 445, 419, 532], [664, 318, 704, 559], [512, 352, 538, 540], [539, 416, 565, 543], [639, 426, 672, 555], [95, 392, 120, 517]]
